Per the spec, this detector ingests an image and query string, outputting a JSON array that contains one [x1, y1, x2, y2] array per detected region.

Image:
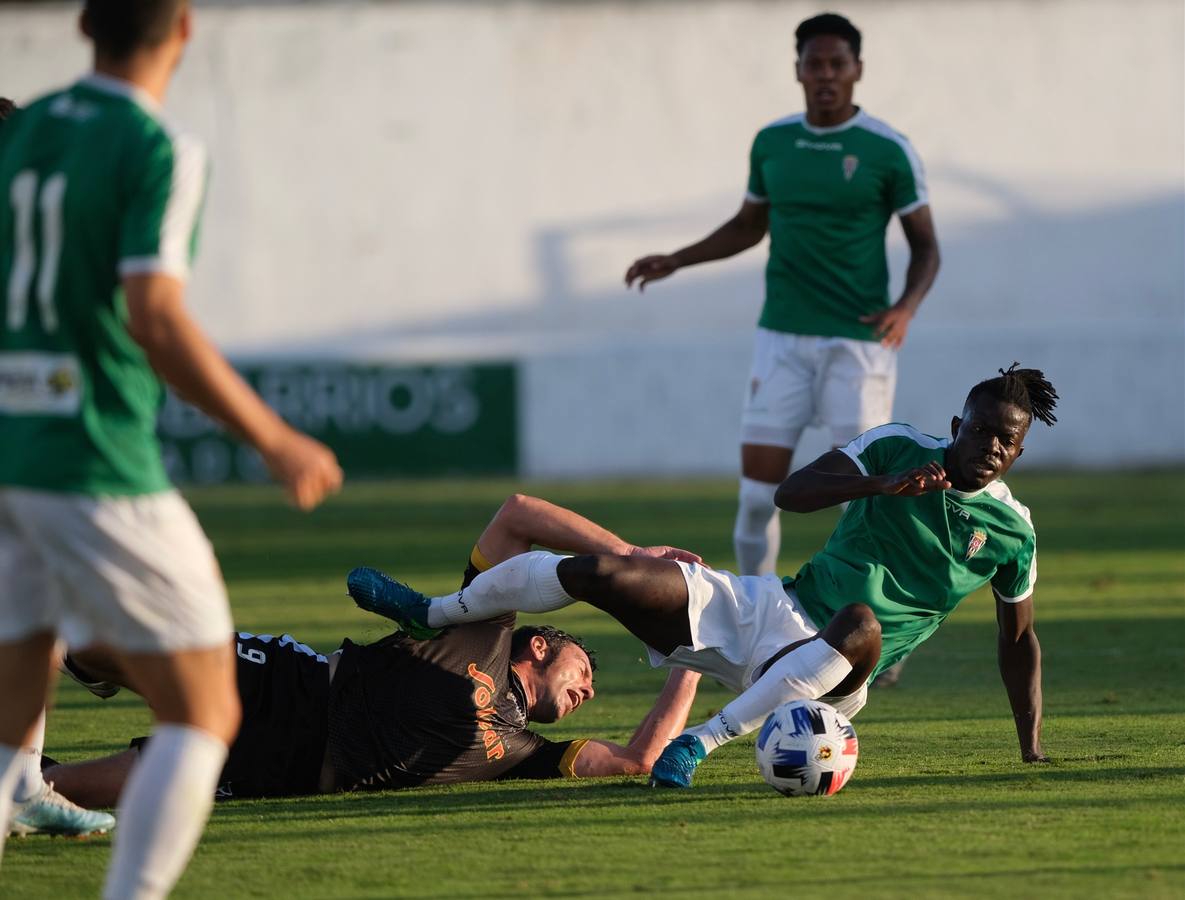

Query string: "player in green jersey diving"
[[346, 365, 1057, 788]]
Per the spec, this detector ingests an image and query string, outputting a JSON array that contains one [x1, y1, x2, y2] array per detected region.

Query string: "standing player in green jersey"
[[0, 96, 117, 841], [0, 1, 342, 895], [346, 366, 1056, 789], [625, 12, 941, 580]]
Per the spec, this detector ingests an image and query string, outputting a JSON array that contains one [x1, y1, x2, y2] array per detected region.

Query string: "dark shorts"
[[133, 632, 332, 799]]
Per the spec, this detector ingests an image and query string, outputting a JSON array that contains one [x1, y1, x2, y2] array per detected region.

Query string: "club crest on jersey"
[[965, 529, 987, 560], [842, 154, 860, 181]]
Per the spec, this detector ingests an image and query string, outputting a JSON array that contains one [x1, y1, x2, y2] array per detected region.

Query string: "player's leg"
[[7, 488, 236, 899], [0, 633, 55, 858], [349, 550, 695, 653], [734, 330, 814, 575], [41, 750, 140, 811], [651, 603, 881, 788], [554, 555, 692, 654], [103, 644, 238, 900], [0, 491, 114, 846]]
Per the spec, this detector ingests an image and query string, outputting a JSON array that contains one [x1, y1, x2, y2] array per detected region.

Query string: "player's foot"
[[649, 735, 707, 789], [347, 566, 442, 639], [8, 782, 115, 837], [60, 654, 121, 699]]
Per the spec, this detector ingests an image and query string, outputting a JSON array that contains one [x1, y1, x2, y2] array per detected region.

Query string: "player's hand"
[[877, 462, 950, 497], [860, 302, 913, 349], [261, 428, 343, 511], [625, 254, 679, 291], [629, 545, 704, 565]]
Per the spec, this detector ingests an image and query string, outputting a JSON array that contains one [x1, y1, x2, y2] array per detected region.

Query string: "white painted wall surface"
[[2, 0, 1182, 473]]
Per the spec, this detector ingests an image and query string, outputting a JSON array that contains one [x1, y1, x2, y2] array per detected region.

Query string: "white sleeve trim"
[[118, 256, 189, 280], [154, 133, 207, 281], [896, 198, 929, 217], [840, 444, 869, 475], [993, 585, 1034, 605], [745, 190, 768, 204], [858, 114, 929, 211]]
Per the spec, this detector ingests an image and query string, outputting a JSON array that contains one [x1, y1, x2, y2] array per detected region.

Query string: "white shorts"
[[0, 487, 233, 653], [647, 562, 868, 719], [740, 328, 897, 449]]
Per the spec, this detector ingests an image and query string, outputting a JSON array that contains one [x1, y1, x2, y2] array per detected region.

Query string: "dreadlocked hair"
[[966, 363, 1058, 427], [511, 625, 597, 673]]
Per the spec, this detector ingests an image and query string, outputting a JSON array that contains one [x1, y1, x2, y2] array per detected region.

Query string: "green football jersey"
[[789, 423, 1037, 677], [0, 75, 208, 495], [746, 110, 927, 341]]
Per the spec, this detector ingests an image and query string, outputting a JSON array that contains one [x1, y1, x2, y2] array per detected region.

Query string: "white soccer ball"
[[755, 699, 859, 797]]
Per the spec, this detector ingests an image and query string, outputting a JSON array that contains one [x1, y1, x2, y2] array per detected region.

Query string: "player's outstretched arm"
[[124, 274, 343, 509], [996, 595, 1048, 763], [624, 200, 768, 291], [776, 449, 951, 513], [476, 494, 702, 568], [569, 669, 701, 777]]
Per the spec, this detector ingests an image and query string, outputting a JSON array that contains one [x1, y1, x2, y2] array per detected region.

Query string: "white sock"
[[429, 550, 575, 627], [733, 477, 781, 575], [12, 711, 46, 803], [683, 638, 853, 753], [0, 742, 24, 866], [103, 724, 227, 900]]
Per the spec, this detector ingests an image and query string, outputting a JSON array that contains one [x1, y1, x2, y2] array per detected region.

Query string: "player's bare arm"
[[624, 199, 769, 291], [996, 594, 1047, 763], [776, 449, 951, 513], [124, 273, 343, 510], [570, 669, 702, 777], [859, 205, 941, 349], [477, 493, 702, 567]]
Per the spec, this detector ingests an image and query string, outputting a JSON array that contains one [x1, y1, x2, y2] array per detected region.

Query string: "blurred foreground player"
[[625, 13, 940, 578], [48, 495, 701, 806], [350, 367, 1056, 788], [0, 1, 341, 895], [0, 96, 113, 838]]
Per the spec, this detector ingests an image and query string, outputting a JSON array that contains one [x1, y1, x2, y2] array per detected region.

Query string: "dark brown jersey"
[[326, 555, 580, 790]]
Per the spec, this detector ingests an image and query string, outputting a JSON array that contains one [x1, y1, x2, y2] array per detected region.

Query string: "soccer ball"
[[755, 699, 859, 797]]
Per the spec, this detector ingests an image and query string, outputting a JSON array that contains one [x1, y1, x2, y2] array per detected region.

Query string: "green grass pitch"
[[6, 471, 1184, 898]]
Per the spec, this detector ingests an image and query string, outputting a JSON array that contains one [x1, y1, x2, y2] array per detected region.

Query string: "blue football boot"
[[649, 735, 708, 788], [9, 782, 115, 837], [347, 566, 442, 639]]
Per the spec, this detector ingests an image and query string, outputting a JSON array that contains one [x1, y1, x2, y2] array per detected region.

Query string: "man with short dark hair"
[[0, 1, 341, 892], [45, 495, 702, 806], [351, 367, 1057, 790], [625, 12, 941, 581]]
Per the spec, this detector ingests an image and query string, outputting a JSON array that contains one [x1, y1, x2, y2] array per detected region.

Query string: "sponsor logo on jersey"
[[966, 529, 987, 560], [842, 154, 860, 181], [795, 138, 842, 152], [468, 663, 507, 761]]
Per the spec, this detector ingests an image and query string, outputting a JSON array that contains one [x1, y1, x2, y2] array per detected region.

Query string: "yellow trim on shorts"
[[559, 739, 591, 778], [470, 545, 495, 573]]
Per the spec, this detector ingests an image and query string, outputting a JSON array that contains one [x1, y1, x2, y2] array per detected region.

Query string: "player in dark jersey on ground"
[[43, 495, 702, 806], [348, 367, 1057, 790]]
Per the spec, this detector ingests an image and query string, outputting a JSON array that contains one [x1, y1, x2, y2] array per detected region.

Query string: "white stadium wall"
[[3, 0, 1182, 475]]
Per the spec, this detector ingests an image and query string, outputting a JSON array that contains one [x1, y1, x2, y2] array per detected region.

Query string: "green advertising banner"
[[158, 362, 518, 484]]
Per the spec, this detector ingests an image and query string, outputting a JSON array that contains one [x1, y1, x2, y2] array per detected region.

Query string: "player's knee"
[[827, 603, 882, 659], [735, 477, 778, 531]]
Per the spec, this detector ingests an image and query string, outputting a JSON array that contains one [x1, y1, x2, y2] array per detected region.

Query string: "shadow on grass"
[[205, 764, 1185, 837]]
